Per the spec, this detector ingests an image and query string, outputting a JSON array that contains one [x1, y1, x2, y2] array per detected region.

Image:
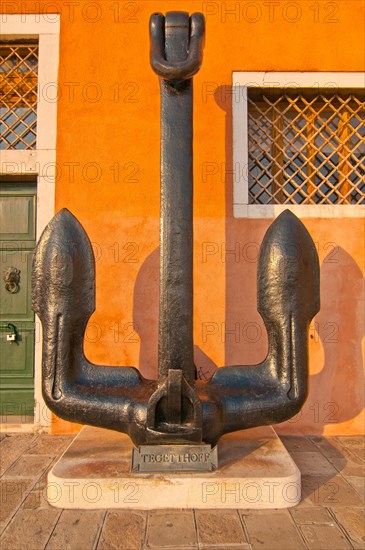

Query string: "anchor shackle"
[[150, 12, 205, 81]]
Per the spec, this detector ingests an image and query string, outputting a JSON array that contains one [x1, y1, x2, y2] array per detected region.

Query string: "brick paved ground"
[[0, 432, 363, 550]]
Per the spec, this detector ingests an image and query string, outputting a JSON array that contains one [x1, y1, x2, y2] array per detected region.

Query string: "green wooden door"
[[0, 182, 36, 418]]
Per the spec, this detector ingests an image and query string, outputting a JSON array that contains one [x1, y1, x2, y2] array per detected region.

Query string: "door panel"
[[0, 193, 36, 241], [0, 252, 33, 321], [0, 327, 34, 380], [0, 182, 36, 417], [0, 390, 35, 417]]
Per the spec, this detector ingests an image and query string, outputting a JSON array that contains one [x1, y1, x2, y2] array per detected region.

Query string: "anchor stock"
[[32, 11, 320, 450]]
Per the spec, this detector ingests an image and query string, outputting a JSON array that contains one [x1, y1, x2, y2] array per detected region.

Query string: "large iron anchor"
[[32, 11, 320, 447]]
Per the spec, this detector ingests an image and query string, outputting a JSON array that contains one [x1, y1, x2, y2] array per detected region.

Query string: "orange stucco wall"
[[3, 0, 363, 434]]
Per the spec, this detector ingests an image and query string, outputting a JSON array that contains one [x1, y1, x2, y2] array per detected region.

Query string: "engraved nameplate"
[[132, 444, 218, 473]]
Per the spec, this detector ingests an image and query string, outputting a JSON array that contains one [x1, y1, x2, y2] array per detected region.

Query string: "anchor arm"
[[208, 210, 320, 438], [32, 208, 156, 440]]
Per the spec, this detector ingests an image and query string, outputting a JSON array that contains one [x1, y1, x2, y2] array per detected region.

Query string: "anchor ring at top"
[[149, 12, 205, 81]]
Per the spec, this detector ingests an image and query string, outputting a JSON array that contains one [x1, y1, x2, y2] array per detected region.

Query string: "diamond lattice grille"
[[0, 44, 39, 150], [248, 89, 365, 204]]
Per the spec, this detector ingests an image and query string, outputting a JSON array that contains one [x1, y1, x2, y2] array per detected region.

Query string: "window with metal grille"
[[248, 88, 365, 205], [0, 43, 39, 150]]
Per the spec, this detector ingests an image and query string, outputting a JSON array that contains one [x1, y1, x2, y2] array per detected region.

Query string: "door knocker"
[[3, 267, 21, 294]]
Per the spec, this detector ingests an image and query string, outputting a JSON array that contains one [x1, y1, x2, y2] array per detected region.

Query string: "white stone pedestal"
[[47, 426, 301, 509]]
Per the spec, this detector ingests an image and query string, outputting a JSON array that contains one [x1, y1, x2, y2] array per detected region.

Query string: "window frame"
[[1, 42, 39, 149], [0, 14, 60, 431], [232, 71, 365, 218]]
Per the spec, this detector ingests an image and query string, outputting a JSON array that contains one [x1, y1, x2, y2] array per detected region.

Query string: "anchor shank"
[[158, 12, 195, 382]]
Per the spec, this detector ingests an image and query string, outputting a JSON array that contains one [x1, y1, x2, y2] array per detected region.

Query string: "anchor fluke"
[[258, 209, 320, 325], [258, 209, 320, 401], [32, 208, 96, 402], [32, 208, 95, 323]]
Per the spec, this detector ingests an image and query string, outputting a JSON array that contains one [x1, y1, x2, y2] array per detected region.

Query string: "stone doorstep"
[[46, 425, 301, 510]]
